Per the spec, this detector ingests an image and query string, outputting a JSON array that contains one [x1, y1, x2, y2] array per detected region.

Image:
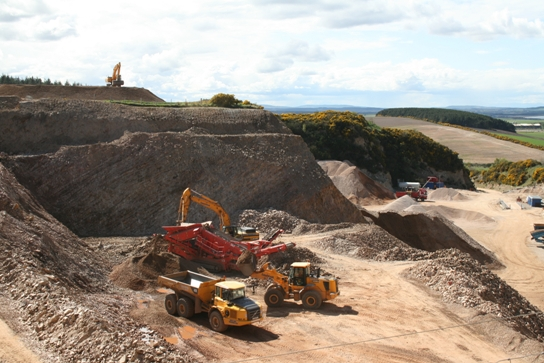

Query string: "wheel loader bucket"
[[236, 250, 258, 277]]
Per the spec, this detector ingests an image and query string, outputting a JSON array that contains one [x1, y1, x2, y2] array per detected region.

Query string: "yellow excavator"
[[105, 62, 124, 87], [177, 188, 259, 241]]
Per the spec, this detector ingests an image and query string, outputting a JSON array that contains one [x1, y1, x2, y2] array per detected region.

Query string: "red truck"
[[395, 187, 427, 201]]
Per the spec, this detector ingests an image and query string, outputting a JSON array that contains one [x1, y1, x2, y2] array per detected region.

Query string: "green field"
[[492, 132, 544, 147]]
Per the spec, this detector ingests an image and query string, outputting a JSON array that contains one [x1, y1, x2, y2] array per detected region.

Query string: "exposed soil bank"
[[0, 84, 164, 102]]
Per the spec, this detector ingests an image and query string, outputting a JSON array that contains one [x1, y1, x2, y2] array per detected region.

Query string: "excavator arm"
[[177, 188, 231, 229]]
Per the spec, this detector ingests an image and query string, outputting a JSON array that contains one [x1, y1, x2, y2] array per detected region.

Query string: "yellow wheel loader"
[[237, 252, 340, 309]]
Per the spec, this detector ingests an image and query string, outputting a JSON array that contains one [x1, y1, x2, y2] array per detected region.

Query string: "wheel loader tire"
[[177, 297, 195, 318], [264, 288, 284, 307], [302, 290, 322, 309], [209, 310, 228, 332], [165, 294, 178, 315]]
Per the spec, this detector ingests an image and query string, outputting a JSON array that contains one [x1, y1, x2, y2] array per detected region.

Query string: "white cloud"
[[0, 0, 48, 22], [35, 16, 76, 40], [2, 0, 544, 107]]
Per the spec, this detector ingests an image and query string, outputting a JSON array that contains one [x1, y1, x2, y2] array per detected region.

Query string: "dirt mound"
[[425, 205, 496, 224], [428, 187, 469, 201], [109, 235, 210, 290], [380, 195, 419, 212], [0, 163, 191, 362], [110, 251, 202, 291], [360, 208, 500, 266], [315, 224, 430, 261], [406, 250, 544, 341], [0, 84, 163, 102], [318, 160, 395, 205]]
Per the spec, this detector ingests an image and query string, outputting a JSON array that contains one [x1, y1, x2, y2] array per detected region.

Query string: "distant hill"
[[448, 105, 544, 120], [263, 104, 383, 115]]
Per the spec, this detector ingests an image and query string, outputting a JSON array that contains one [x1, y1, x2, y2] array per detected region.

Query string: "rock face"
[[0, 98, 290, 155], [0, 100, 365, 236]]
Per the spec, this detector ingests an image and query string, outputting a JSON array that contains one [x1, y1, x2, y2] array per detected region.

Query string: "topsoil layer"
[[0, 84, 164, 102]]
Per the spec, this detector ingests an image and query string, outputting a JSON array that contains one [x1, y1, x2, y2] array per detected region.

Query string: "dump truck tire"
[[302, 290, 322, 309], [264, 288, 284, 307], [165, 294, 178, 315], [177, 297, 195, 318], [209, 310, 228, 332]]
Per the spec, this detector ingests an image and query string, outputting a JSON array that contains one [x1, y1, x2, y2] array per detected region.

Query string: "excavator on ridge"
[[105, 62, 124, 87]]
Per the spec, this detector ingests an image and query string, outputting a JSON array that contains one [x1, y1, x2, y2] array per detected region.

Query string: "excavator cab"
[[223, 226, 259, 241], [289, 262, 311, 286]]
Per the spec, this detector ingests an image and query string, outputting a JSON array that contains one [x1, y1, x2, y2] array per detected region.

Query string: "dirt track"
[[370, 116, 544, 164]]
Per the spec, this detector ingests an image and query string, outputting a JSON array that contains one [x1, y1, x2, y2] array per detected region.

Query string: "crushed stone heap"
[[0, 163, 192, 362]]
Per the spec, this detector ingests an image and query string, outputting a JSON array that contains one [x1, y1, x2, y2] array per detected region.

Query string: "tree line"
[[377, 107, 516, 133], [0, 74, 83, 86]]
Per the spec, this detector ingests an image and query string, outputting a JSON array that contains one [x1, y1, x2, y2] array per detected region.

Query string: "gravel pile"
[[315, 224, 430, 261], [427, 188, 468, 201], [238, 208, 309, 234], [406, 250, 544, 341], [380, 195, 418, 212]]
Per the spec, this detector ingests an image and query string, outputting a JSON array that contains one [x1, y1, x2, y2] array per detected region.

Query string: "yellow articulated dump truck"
[[157, 271, 263, 332]]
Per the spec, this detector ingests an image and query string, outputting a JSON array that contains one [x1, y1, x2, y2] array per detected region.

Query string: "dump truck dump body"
[[158, 271, 263, 332]]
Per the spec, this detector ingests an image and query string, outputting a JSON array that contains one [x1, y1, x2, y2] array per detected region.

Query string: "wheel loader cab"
[[289, 262, 311, 286]]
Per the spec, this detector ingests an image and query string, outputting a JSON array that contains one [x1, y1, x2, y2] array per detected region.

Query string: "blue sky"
[[1, 0, 544, 108]]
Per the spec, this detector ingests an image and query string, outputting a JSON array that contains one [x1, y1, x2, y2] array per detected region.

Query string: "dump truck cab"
[[210, 281, 263, 331]]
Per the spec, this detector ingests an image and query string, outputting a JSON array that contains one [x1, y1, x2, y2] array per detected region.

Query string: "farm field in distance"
[[369, 116, 544, 164]]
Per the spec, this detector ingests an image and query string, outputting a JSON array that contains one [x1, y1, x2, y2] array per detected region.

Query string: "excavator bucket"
[[236, 250, 258, 277]]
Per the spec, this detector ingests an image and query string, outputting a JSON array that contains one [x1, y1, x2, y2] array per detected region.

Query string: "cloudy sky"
[[1, 0, 544, 108]]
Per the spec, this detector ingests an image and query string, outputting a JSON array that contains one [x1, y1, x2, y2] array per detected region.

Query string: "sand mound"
[[318, 160, 394, 205], [380, 195, 419, 212], [428, 188, 469, 201], [425, 205, 496, 224]]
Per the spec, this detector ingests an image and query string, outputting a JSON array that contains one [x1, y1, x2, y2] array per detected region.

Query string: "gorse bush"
[[210, 93, 241, 108], [469, 159, 543, 186], [281, 111, 385, 173], [280, 111, 467, 185]]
